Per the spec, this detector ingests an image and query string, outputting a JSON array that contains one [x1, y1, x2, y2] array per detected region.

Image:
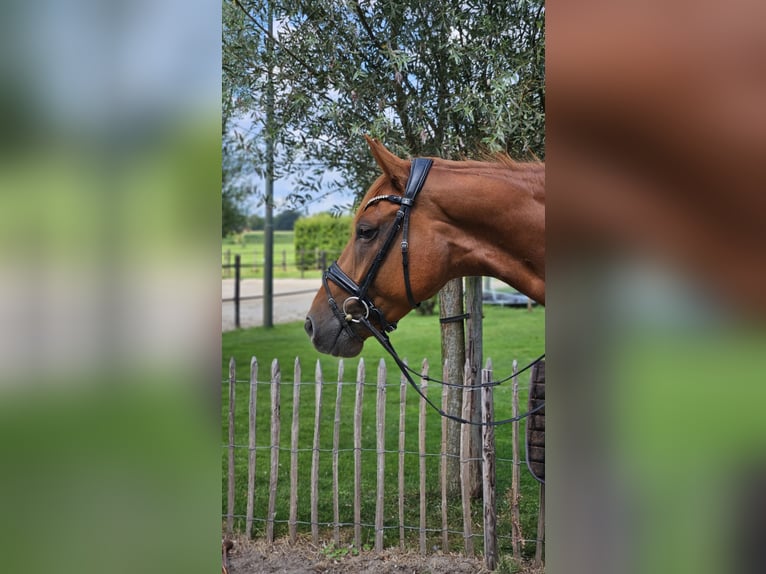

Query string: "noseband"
[[322, 157, 433, 342]]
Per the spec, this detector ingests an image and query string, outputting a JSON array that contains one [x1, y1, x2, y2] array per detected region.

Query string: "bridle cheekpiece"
[[322, 157, 433, 343]]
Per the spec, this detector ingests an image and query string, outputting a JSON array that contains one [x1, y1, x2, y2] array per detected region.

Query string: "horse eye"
[[356, 226, 378, 241]]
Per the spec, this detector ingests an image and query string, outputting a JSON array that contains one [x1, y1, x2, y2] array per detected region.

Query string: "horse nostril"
[[304, 316, 314, 338]]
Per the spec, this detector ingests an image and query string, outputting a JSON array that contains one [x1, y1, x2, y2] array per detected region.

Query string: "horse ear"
[[364, 136, 409, 192]]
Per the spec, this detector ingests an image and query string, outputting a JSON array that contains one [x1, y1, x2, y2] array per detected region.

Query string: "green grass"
[[222, 231, 341, 279], [223, 305, 545, 557]]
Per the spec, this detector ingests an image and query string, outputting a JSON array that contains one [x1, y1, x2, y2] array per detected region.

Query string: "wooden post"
[[440, 359, 450, 553], [332, 360, 345, 546], [374, 358, 386, 552], [535, 484, 546, 567], [353, 359, 365, 548], [482, 360, 497, 571], [419, 360, 428, 555], [266, 359, 281, 544], [246, 357, 258, 539], [311, 360, 324, 544], [398, 361, 407, 550], [282, 249, 287, 271], [288, 358, 302, 544], [510, 360, 522, 559], [226, 357, 236, 534], [234, 254, 241, 329], [460, 359, 474, 556], [465, 276, 483, 499], [439, 279, 465, 495]]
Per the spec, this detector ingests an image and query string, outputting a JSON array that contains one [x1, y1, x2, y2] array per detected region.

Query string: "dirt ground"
[[224, 536, 544, 574]]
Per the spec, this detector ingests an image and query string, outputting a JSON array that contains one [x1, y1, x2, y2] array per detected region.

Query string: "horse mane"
[[427, 151, 543, 172]]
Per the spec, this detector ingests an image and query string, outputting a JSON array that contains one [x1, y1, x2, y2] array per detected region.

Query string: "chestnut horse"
[[305, 137, 544, 358]]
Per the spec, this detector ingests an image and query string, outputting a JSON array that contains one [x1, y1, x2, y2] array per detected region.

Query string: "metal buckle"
[[342, 296, 370, 323]]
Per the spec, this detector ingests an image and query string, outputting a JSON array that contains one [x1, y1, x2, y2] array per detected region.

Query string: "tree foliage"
[[222, 129, 258, 236], [223, 0, 545, 208]]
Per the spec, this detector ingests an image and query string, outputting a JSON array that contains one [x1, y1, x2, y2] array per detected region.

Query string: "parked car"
[[482, 289, 536, 308]]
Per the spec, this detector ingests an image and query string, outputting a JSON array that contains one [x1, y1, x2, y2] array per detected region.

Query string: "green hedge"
[[294, 213, 353, 270]]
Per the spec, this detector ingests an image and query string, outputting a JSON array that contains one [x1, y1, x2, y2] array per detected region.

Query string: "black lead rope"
[[360, 314, 545, 427]]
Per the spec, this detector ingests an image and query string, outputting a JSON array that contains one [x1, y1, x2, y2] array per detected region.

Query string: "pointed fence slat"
[[536, 484, 546, 567], [353, 358, 365, 549], [266, 359, 281, 543], [398, 361, 408, 550], [460, 359, 474, 557], [440, 359, 450, 553], [482, 360, 497, 570], [332, 359, 344, 547], [510, 360, 522, 559], [311, 360, 324, 544], [374, 358, 387, 552], [419, 360, 429, 555], [227, 357, 236, 535], [288, 358, 301, 544], [246, 357, 258, 539], [332, 360, 345, 546]]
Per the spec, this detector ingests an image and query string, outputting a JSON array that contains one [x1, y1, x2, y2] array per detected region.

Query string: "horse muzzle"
[[304, 313, 365, 357]]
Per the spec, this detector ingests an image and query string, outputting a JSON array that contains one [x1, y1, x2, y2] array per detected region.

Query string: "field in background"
[[223, 231, 341, 280]]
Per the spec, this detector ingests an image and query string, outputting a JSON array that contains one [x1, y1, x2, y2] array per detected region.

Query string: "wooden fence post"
[[419, 360, 429, 555], [375, 358, 387, 552], [353, 359, 365, 548], [439, 279, 465, 496], [398, 361, 408, 550], [311, 360, 324, 544], [536, 484, 546, 566], [332, 360, 345, 546], [465, 276, 483, 499], [226, 357, 236, 535], [234, 254, 241, 329], [266, 359, 281, 544], [440, 359, 450, 553], [460, 359, 474, 556], [510, 360, 522, 559], [246, 357, 258, 539], [482, 360, 497, 570], [289, 358, 302, 544]]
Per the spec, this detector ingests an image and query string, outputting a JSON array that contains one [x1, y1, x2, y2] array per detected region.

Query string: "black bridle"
[[322, 157, 545, 427], [322, 157, 433, 339]]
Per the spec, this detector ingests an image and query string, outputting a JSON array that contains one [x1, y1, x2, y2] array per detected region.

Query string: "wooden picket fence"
[[223, 356, 545, 570]]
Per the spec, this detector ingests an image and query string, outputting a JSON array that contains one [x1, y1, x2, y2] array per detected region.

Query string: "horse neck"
[[428, 162, 545, 302]]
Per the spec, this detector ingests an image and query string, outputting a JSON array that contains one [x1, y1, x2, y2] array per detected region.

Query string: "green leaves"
[[224, 0, 545, 208]]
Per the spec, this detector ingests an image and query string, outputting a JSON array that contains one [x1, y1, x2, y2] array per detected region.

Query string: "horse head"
[[305, 137, 545, 358], [305, 137, 448, 357]]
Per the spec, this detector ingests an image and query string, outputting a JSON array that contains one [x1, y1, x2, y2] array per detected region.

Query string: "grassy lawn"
[[222, 304, 545, 558]]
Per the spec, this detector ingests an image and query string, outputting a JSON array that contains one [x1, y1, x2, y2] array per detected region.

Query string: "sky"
[[247, 168, 347, 217], [227, 114, 351, 217]]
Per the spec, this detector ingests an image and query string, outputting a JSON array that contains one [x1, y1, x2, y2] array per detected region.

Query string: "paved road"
[[222, 278, 323, 332]]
